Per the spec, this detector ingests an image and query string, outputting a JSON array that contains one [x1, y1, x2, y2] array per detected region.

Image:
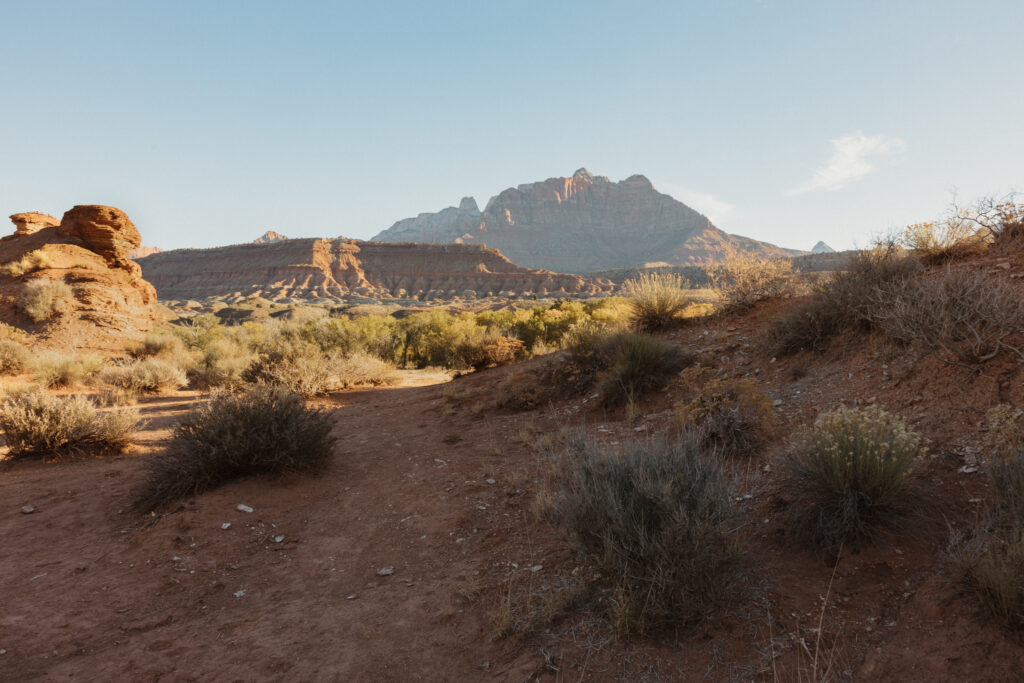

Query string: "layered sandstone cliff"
[[373, 169, 802, 273], [139, 239, 610, 302], [0, 205, 158, 352]]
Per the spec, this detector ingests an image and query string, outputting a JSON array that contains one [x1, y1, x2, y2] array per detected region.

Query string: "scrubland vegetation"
[[135, 385, 335, 509], [18, 277, 74, 322]]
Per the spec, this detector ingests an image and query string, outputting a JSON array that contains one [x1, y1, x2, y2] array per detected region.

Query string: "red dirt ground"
[[4, 253, 1024, 681]]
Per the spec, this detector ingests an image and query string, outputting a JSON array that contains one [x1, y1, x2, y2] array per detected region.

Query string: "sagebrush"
[[0, 388, 137, 458], [135, 385, 336, 509]]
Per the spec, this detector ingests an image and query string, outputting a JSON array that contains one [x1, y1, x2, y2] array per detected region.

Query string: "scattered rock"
[[236, 504, 254, 513], [221, 523, 231, 530], [20, 506, 35, 515], [772, 399, 784, 407], [233, 590, 246, 598], [272, 535, 284, 543], [377, 567, 395, 576]]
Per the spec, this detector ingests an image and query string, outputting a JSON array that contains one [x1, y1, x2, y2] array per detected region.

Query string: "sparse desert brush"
[[0, 339, 29, 375], [984, 405, 1024, 521], [101, 358, 187, 394], [95, 386, 139, 407], [0, 387, 137, 458], [951, 528, 1024, 630], [494, 369, 550, 411], [900, 218, 989, 265], [541, 434, 746, 635], [1, 250, 53, 277], [677, 378, 777, 457], [334, 351, 400, 388], [770, 247, 924, 355], [781, 405, 926, 551], [871, 269, 1024, 367], [133, 332, 194, 368], [135, 385, 335, 509], [32, 352, 106, 388], [243, 337, 334, 395], [455, 333, 525, 370], [710, 254, 794, 311], [189, 337, 252, 389], [18, 277, 74, 322], [622, 272, 692, 330], [595, 332, 691, 406]]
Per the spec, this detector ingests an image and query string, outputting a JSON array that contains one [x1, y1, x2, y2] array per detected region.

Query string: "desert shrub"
[[32, 353, 106, 388], [95, 386, 139, 407], [677, 378, 777, 457], [622, 272, 692, 331], [595, 332, 690, 406], [781, 405, 926, 551], [951, 528, 1024, 630], [101, 358, 187, 394], [135, 385, 336, 509], [0, 387, 137, 458], [189, 337, 253, 389], [335, 351, 400, 388], [987, 202, 1024, 252], [132, 332, 195, 371], [1, 250, 53, 277], [541, 435, 746, 635], [771, 247, 923, 355], [710, 255, 794, 311], [18, 278, 74, 322], [494, 370, 551, 411], [243, 337, 334, 395], [983, 405, 1024, 522], [455, 334, 526, 370], [871, 269, 1024, 367], [0, 340, 29, 375], [901, 219, 989, 265]]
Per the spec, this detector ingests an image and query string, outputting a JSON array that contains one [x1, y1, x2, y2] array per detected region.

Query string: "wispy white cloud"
[[787, 131, 905, 196], [661, 184, 736, 225]]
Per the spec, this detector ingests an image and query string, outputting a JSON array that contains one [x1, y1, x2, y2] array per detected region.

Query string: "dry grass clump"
[[983, 405, 1024, 522], [871, 269, 1024, 368], [540, 435, 746, 635], [1, 250, 53, 277], [710, 254, 794, 311], [31, 352, 106, 388], [135, 385, 336, 509], [900, 219, 990, 265], [18, 278, 74, 322], [455, 334, 526, 370], [771, 247, 922, 355], [243, 338, 334, 396], [0, 387, 137, 459], [189, 338, 253, 389], [494, 369, 551, 411], [0, 340, 29, 375], [595, 332, 691, 406], [622, 272, 692, 330], [101, 358, 187, 394], [677, 378, 777, 457], [781, 405, 926, 551], [335, 351, 400, 388], [94, 386, 139, 407], [954, 530, 1024, 630]]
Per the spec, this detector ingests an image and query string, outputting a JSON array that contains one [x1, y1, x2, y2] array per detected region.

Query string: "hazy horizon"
[[2, 1, 1021, 254]]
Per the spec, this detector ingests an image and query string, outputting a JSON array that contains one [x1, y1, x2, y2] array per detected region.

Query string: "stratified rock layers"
[[373, 169, 801, 273], [139, 239, 610, 301]]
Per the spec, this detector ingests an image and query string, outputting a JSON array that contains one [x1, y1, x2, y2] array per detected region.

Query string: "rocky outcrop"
[[0, 207, 158, 353], [128, 246, 163, 260], [811, 241, 836, 254], [254, 231, 288, 244], [372, 168, 803, 273], [57, 205, 142, 270], [138, 239, 611, 302], [9, 212, 59, 236]]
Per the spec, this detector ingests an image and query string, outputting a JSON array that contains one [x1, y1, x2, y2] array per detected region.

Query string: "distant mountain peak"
[[458, 197, 480, 215], [372, 169, 802, 273], [254, 231, 288, 244], [811, 241, 835, 253]]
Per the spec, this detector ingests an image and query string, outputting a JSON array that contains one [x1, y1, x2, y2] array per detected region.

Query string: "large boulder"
[[9, 212, 59, 236], [57, 205, 141, 270]]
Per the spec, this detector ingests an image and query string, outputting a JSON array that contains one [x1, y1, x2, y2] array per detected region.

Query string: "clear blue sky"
[[2, 1, 1021, 253]]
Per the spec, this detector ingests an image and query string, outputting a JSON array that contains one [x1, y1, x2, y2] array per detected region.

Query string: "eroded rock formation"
[[0, 205, 158, 352], [128, 246, 163, 260], [139, 239, 611, 302], [9, 212, 60, 236], [373, 168, 802, 273]]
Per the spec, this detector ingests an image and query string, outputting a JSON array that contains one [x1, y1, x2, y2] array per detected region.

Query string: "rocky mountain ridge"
[[372, 168, 802, 273], [138, 239, 610, 302]]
